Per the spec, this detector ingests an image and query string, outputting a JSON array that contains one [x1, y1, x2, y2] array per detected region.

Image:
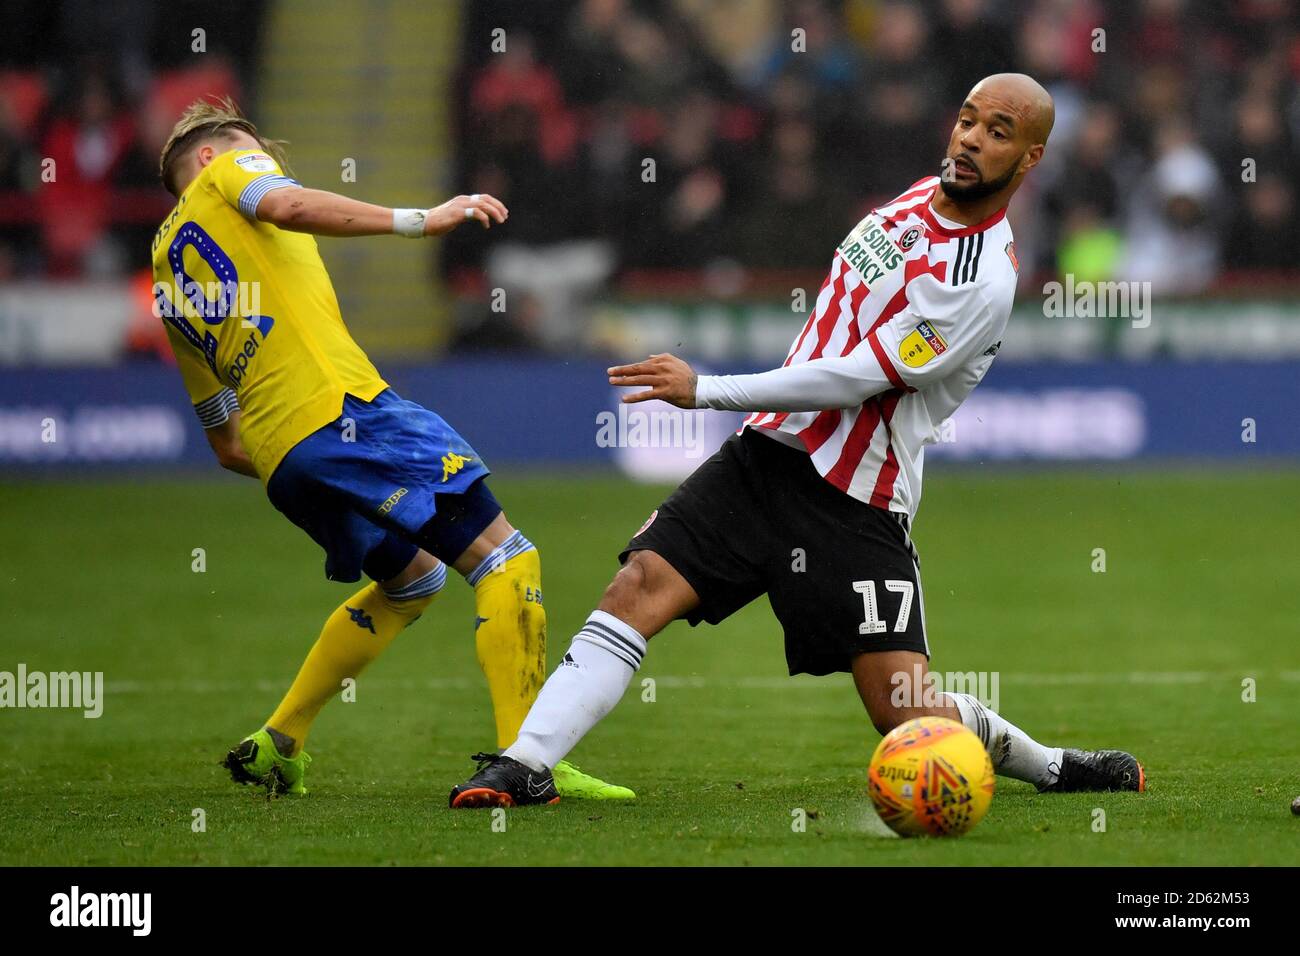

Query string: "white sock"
[[505, 610, 646, 772], [943, 692, 1064, 789]]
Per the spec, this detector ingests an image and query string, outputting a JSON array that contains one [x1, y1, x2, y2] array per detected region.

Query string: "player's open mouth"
[[953, 157, 978, 180]]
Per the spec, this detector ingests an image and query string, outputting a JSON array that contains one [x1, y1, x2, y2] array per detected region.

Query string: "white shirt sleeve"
[[695, 343, 893, 412], [869, 277, 998, 390], [695, 277, 999, 413]]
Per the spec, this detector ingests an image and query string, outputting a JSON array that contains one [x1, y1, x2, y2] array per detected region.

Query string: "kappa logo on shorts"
[[635, 510, 658, 537], [378, 487, 407, 514], [441, 453, 471, 482], [898, 321, 949, 368]]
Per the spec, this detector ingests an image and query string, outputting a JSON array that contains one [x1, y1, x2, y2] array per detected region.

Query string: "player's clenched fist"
[[423, 193, 509, 236], [608, 353, 699, 408]]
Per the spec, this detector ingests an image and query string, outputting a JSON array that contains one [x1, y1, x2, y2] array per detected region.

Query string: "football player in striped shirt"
[[153, 98, 629, 801], [451, 74, 1143, 807]]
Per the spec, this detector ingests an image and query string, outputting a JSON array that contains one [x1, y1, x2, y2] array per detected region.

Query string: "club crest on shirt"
[[898, 225, 923, 250], [898, 321, 949, 368], [635, 510, 658, 536]]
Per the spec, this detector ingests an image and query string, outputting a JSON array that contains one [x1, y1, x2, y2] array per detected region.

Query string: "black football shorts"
[[621, 428, 930, 676]]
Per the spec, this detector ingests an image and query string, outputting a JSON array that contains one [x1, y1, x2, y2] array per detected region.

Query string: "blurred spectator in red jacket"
[[38, 68, 137, 277]]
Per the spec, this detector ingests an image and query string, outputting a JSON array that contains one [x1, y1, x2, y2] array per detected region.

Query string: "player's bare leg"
[[451, 512, 635, 800], [851, 649, 963, 734], [851, 649, 1144, 793], [595, 548, 702, 637], [450, 550, 696, 806]]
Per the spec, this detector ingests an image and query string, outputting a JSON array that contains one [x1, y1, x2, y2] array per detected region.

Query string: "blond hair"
[[158, 96, 291, 196]]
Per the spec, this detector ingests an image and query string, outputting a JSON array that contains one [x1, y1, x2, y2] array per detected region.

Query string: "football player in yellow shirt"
[[152, 97, 629, 803]]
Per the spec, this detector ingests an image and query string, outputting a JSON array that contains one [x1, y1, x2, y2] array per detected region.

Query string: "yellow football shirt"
[[150, 147, 387, 480]]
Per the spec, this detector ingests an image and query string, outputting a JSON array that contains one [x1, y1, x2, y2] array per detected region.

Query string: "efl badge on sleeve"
[[235, 153, 278, 174], [1004, 241, 1019, 274], [898, 321, 949, 368]]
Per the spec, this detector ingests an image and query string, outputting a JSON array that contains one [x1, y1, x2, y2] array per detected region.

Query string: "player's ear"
[[1018, 144, 1044, 175], [196, 143, 218, 169]]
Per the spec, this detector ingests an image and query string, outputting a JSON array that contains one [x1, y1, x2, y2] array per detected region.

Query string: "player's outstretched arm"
[[254, 188, 507, 238], [613, 279, 1005, 413], [609, 345, 894, 413], [693, 346, 896, 412]]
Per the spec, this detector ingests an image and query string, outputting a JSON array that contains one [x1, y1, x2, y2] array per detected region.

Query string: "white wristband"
[[392, 208, 428, 238]]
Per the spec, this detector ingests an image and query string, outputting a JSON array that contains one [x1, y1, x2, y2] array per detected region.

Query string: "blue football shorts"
[[266, 388, 501, 582]]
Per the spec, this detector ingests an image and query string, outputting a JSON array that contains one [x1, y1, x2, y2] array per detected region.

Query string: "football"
[[868, 716, 996, 837]]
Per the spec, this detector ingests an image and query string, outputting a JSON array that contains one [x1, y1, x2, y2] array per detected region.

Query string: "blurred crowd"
[[0, 0, 260, 280], [445, 0, 1300, 300], [2, 0, 1296, 321]]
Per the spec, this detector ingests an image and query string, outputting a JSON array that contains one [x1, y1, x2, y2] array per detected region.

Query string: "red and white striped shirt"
[[695, 176, 1018, 517]]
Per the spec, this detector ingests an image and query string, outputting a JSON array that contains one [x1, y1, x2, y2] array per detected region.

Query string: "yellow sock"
[[471, 540, 547, 748], [266, 579, 437, 755]]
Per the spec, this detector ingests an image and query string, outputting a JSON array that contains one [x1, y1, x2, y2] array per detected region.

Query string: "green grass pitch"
[[1, 470, 1297, 866]]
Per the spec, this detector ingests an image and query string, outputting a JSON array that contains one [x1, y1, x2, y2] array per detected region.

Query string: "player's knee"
[[379, 562, 447, 618], [601, 552, 656, 619]]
